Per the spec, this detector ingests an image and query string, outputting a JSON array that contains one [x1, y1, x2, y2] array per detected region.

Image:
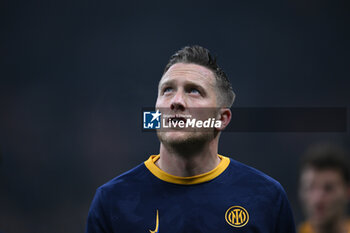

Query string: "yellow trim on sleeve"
[[144, 154, 230, 185]]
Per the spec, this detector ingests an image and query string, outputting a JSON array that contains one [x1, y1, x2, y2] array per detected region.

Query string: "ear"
[[216, 108, 231, 131]]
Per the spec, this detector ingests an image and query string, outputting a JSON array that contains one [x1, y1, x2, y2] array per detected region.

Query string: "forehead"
[[159, 63, 216, 86], [301, 167, 345, 185]]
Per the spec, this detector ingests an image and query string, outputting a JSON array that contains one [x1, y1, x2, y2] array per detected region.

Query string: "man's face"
[[155, 63, 219, 146], [299, 167, 349, 227]]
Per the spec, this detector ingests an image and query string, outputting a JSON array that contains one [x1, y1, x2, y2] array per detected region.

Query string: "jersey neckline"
[[144, 154, 230, 185], [298, 220, 350, 233]]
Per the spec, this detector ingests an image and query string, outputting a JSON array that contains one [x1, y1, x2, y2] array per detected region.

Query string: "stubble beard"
[[157, 130, 216, 155]]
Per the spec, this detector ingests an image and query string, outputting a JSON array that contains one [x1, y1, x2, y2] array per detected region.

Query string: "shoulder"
[[224, 157, 296, 230], [96, 162, 149, 196], [86, 162, 150, 220], [224, 157, 287, 196]]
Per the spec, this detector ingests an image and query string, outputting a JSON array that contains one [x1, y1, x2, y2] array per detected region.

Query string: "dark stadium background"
[[0, 0, 349, 232]]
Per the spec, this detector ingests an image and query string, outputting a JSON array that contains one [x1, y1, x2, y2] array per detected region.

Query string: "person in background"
[[298, 142, 350, 233]]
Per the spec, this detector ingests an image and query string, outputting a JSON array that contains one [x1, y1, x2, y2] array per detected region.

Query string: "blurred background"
[[0, 0, 349, 232]]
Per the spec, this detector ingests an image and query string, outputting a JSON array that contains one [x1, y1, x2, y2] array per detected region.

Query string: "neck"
[[157, 138, 220, 177], [311, 217, 348, 233]]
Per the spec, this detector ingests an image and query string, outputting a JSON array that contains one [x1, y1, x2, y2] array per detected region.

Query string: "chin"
[[158, 130, 194, 144], [157, 130, 213, 147], [311, 214, 333, 228]]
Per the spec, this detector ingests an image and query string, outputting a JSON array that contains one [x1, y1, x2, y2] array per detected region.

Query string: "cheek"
[[300, 190, 315, 207], [192, 98, 217, 108], [305, 192, 318, 205], [156, 97, 165, 108], [320, 191, 347, 212], [331, 191, 348, 205]]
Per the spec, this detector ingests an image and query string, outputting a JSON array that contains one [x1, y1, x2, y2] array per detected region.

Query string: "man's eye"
[[163, 87, 173, 93], [189, 88, 200, 94]]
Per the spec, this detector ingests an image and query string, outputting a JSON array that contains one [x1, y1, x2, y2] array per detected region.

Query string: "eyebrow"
[[184, 82, 206, 95], [159, 79, 207, 95], [159, 79, 176, 90]]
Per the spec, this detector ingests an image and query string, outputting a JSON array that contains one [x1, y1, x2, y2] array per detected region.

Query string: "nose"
[[309, 187, 326, 205], [170, 90, 186, 111]]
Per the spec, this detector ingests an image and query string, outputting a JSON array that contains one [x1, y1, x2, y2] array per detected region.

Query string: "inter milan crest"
[[225, 206, 249, 228]]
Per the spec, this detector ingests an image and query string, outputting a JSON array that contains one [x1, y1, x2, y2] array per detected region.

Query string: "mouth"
[[169, 117, 187, 124]]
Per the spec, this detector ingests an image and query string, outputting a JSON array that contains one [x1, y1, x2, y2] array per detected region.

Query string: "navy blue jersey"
[[86, 155, 296, 233]]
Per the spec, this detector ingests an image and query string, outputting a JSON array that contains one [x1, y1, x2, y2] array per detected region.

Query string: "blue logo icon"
[[143, 110, 161, 129]]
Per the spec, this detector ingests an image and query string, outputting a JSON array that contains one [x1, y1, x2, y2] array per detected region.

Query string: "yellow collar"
[[144, 154, 230, 185], [298, 220, 350, 233]]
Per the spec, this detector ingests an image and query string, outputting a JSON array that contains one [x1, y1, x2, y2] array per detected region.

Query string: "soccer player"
[[86, 45, 296, 232], [298, 143, 350, 233]]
